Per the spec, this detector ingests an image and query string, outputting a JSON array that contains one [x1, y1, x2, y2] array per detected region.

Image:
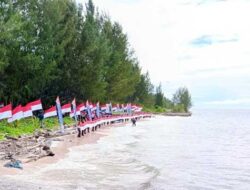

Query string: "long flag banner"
[[56, 97, 64, 133], [28, 99, 43, 111], [61, 103, 71, 114], [101, 104, 106, 111], [8, 105, 23, 123], [44, 106, 57, 118], [0, 104, 12, 120], [77, 103, 85, 112], [23, 104, 33, 118]]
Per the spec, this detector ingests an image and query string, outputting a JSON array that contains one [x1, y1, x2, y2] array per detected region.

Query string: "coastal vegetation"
[[143, 85, 192, 114], [172, 87, 192, 113], [0, 117, 75, 141], [0, 0, 191, 110], [0, 0, 149, 107], [0, 0, 192, 140]]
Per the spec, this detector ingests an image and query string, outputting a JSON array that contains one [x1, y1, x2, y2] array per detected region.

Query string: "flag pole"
[[72, 98, 78, 128], [56, 96, 64, 133]]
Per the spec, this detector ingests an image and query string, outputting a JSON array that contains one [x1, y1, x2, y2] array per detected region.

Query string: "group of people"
[[36, 107, 138, 130]]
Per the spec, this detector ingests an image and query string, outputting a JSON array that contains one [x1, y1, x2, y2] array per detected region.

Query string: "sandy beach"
[[0, 125, 113, 190]]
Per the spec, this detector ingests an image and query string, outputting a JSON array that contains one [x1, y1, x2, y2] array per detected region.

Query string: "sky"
[[78, 0, 250, 108]]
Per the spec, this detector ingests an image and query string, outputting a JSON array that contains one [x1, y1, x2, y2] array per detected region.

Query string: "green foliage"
[[172, 104, 185, 113], [142, 105, 166, 113], [155, 83, 164, 107], [172, 87, 192, 112], [163, 97, 173, 110], [132, 72, 154, 106], [0, 0, 193, 116], [0, 116, 75, 141], [0, 0, 147, 106]]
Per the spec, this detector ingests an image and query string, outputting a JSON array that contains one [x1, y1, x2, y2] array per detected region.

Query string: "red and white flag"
[[8, 105, 23, 123], [0, 104, 12, 120], [131, 104, 137, 111], [23, 104, 33, 118], [101, 104, 106, 111], [61, 103, 71, 114], [44, 106, 57, 118], [77, 103, 86, 111], [134, 104, 142, 112], [28, 99, 43, 111]]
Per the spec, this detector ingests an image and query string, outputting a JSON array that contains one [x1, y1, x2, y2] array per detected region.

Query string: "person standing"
[[38, 110, 44, 128]]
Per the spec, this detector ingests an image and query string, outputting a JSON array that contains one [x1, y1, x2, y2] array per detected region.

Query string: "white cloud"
[[78, 0, 250, 108]]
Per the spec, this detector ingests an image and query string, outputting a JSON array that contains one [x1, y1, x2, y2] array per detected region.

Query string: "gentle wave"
[[3, 109, 250, 190]]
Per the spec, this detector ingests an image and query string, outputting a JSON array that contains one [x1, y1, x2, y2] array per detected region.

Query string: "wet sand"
[[0, 125, 114, 189]]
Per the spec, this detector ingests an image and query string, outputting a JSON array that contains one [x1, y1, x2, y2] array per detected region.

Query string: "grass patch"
[[0, 116, 75, 141], [143, 106, 168, 113]]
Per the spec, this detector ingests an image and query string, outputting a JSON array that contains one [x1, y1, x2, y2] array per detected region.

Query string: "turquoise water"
[[2, 109, 250, 190]]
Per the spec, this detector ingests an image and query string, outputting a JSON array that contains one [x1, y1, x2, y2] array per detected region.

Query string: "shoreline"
[[0, 115, 151, 189], [0, 125, 118, 190], [0, 125, 114, 176], [0, 113, 149, 177], [159, 112, 192, 117]]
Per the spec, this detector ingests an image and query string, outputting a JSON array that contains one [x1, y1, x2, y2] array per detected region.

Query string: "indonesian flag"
[[8, 105, 23, 123], [112, 104, 119, 112], [131, 104, 137, 111], [0, 104, 12, 120], [101, 104, 106, 111], [135, 106, 143, 112], [61, 103, 71, 114], [77, 103, 86, 111], [131, 104, 142, 112], [28, 99, 43, 111], [44, 106, 57, 118], [23, 104, 33, 118]]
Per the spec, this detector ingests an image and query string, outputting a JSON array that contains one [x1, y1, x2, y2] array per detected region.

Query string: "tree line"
[[0, 0, 192, 112]]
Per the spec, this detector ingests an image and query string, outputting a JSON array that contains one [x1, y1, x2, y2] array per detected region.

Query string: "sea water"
[[2, 109, 250, 190]]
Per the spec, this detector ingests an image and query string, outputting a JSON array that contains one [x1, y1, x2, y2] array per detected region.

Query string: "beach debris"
[[5, 136, 18, 141], [4, 159, 23, 170], [0, 129, 69, 162]]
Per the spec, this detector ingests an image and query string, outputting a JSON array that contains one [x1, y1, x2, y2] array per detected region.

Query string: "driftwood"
[[0, 129, 69, 163]]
